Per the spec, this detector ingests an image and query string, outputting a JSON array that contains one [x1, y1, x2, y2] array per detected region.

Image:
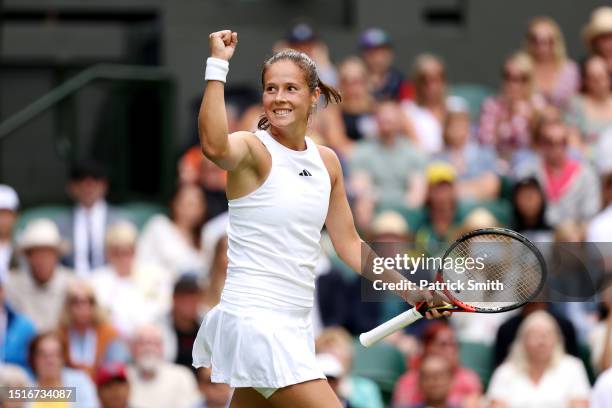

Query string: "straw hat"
[[18, 218, 68, 253], [583, 6, 612, 50]]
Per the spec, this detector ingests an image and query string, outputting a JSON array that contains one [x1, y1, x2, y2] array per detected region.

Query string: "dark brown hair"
[[257, 49, 342, 130], [28, 332, 67, 375]]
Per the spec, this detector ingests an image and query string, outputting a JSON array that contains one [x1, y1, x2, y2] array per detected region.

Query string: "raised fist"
[[209, 30, 238, 61]]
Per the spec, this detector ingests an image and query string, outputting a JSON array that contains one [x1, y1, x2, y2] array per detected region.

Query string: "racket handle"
[[359, 307, 424, 347]]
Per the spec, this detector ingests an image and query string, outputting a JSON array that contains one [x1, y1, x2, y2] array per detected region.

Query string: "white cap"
[[446, 95, 469, 114], [18, 218, 67, 253], [316, 353, 344, 379], [0, 185, 19, 211]]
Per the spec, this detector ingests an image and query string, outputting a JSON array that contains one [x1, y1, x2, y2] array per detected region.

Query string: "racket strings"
[[441, 234, 543, 311]]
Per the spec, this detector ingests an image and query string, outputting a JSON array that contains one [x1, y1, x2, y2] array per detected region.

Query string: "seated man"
[[515, 117, 600, 226], [5, 218, 74, 331], [127, 324, 201, 408]]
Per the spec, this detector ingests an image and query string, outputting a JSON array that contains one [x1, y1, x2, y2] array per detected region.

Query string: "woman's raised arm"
[[199, 30, 253, 171]]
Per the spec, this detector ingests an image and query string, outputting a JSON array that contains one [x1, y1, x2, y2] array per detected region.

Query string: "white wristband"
[[205, 57, 229, 83]]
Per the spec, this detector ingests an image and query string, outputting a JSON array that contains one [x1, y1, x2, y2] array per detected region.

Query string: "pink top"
[[537, 60, 580, 110], [392, 366, 483, 406]]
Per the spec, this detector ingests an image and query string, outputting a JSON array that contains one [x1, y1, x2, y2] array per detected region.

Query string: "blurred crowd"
[[2, 6, 612, 408]]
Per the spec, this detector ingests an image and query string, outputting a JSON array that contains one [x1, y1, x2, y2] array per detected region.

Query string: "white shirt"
[[127, 362, 201, 408], [587, 206, 612, 241], [137, 215, 206, 278], [402, 101, 443, 154], [0, 241, 12, 282], [90, 263, 171, 337], [487, 355, 590, 408], [591, 367, 612, 408], [74, 201, 107, 276]]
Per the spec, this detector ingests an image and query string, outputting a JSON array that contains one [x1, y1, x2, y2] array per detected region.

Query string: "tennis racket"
[[359, 227, 546, 347]]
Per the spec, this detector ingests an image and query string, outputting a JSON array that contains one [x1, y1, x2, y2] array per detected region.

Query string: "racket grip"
[[359, 307, 424, 347]]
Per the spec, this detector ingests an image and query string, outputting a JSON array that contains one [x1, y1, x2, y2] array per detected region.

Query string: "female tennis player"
[[193, 30, 446, 408]]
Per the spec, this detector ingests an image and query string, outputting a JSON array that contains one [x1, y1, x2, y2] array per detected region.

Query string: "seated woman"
[[522, 17, 579, 110], [137, 184, 208, 278], [478, 52, 546, 171], [320, 57, 377, 157], [28, 332, 100, 408], [510, 177, 553, 242], [487, 310, 590, 408], [57, 279, 128, 378], [433, 97, 500, 202], [315, 327, 384, 408], [565, 55, 612, 150], [402, 54, 449, 154], [392, 322, 482, 408]]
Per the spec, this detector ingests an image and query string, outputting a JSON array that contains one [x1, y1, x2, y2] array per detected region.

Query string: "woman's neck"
[[528, 360, 549, 384], [269, 125, 308, 150], [38, 375, 63, 387]]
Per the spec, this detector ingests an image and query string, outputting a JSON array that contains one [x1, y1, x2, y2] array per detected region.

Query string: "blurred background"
[[2, 1, 612, 407]]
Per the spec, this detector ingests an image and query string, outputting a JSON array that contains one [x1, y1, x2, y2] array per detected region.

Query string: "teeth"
[[274, 109, 291, 116]]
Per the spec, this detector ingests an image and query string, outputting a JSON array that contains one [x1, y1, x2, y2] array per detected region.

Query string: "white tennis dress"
[[193, 129, 331, 388]]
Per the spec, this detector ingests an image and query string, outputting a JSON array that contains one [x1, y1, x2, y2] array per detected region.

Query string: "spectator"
[[433, 97, 500, 201], [316, 353, 354, 408], [322, 57, 377, 156], [0, 273, 36, 369], [315, 327, 384, 408], [159, 275, 204, 371], [583, 6, 612, 76], [349, 99, 427, 231], [193, 367, 231, 408], [415, 163, 460, 257], [58, 279, 129, 378], [0, 184, 19, 280], [28, 332, 100, 407], [402, 54, 448, 153], [591, 366, 612, 408], [91, 221, 171, 337], [0, 364, 31, 408], [56, 160, 126, 276], [179, 148, 229, 221], [493, 302, 579, 368], [523, 17, 579, 109], [589, 286, 612, 374], [5, 219, 74, 332], [515, 117, 600, 226], [487, 310, 590, 408], [95, 362, 132, 408], [404, 355, 460, 408], [565, 55, 612, 147], [479, 52, 545, 170], [511, 176, 553, 242], [127, 324, 201, 408], [137, 185, 207, 279], [392, 322, 482, 408], [281, 22, 338, 86], [587, 175, 612, 239], [358, 27, 409, 101]]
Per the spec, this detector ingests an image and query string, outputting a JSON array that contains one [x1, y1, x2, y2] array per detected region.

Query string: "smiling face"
[[262, 60, 319, 132]]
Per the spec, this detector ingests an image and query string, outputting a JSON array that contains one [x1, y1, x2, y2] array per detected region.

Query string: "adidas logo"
[[298, 169, 312, 176]]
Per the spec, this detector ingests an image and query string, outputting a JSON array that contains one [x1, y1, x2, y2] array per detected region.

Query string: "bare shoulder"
[[229, 130, 269, 165], [317, 145, 341, 184]]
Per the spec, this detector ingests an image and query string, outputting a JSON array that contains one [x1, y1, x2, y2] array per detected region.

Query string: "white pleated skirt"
[[192, 297, 325, 388]]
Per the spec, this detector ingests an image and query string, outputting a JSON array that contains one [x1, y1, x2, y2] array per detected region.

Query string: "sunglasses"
[[69, 296, 95, 306], [528, 34, 555, 46], [503, 71, 529, 83], [541, 138, 567, 147]]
